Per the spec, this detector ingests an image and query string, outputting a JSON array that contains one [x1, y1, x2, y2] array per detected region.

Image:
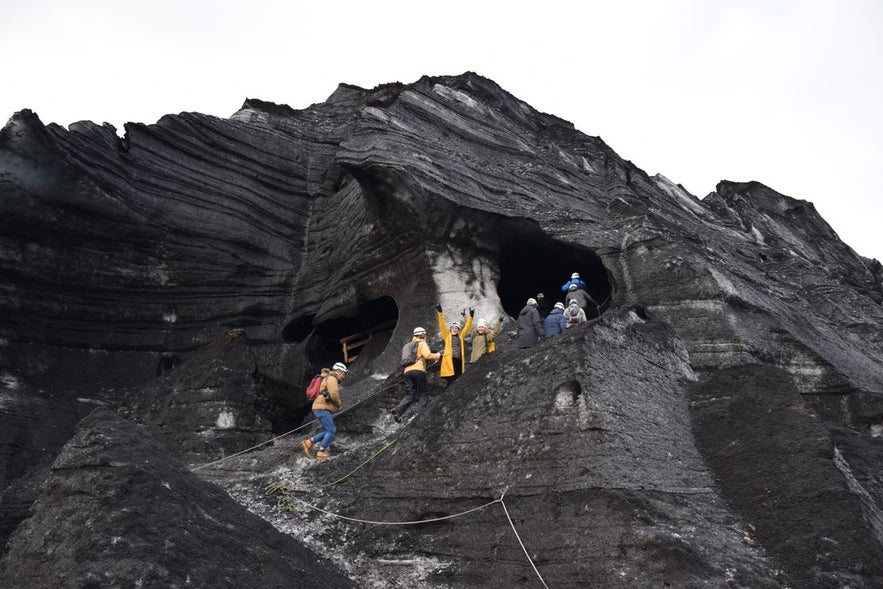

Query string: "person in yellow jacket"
[[468, 316, 503, 364], [301, 361, 347, 461], [436, 304, 474, 386], [391, 327, 441, 423]]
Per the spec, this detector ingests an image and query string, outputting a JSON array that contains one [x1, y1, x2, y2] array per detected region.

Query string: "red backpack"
[[305, 373, 327, 401]]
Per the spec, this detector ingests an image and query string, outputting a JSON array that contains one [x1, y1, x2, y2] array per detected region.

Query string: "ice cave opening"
[[497, 234, 612, 319], [283, 296, 399, 372]]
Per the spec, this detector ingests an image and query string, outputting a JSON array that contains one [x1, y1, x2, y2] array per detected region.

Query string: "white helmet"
[[332, 362, 348, 373], [413, 326, 427, 336], [571, 272, 580, 279]]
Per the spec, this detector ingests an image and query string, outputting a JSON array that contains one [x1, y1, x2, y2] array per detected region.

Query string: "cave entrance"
[[498, 235, 612, 319], [300, 296, 399, 372]]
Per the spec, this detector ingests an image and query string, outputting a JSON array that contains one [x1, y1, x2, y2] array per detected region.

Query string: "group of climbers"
[[300, 271, 598, 460], [391, 304, 502, 422], [517, 272, 596, 348]]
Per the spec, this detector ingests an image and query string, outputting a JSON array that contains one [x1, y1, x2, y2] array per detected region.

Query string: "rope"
[[265, 439, 399, 494], [191, 365, 438, 471], [285, 494, 502, 526], [322, 439, 398, 487], [268, 487, 550, 587], [192, 422, 316, 471], [500, 495, 551, 589]]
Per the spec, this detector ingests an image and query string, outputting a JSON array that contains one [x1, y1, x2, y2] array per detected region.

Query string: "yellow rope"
[[265, 439, 399, 496]]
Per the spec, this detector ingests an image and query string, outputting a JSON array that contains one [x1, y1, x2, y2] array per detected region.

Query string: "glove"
[[469, 306, 475, 317], [460, 309, 466, 318], [436, 304, 442, 313]]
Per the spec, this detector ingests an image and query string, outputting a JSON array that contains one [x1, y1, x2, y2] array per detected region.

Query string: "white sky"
[[3, 0, 882, 262]]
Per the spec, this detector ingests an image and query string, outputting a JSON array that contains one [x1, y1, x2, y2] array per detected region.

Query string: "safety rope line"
[[500, 494, 551, 589], [191, 361, 440, 471], [269, 488, 549, 587], [284, 494, 502, 526], [265, 439, 399, 494]]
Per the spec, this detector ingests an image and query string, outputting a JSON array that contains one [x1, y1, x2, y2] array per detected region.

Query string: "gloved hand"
[[436, 303, 442, 313], [469, 306, 475, 317], [460, 309, 466, 318]]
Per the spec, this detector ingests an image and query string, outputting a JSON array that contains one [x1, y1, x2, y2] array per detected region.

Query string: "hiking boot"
[[301, 439, 313, 458], [316, 448, 330, 461]]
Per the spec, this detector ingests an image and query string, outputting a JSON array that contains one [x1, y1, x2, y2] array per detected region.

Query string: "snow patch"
[[76, 398, 109, 406], [653, 174, 707, 217], [163, 311, 177, 323], [581, 157, 596, 174], [216, 410, 236, 429], [707, 267, 739, 298], [1, 372, 20, 391], [750, 225, 766, 245], [430, 248, 503, 324], [833, 446, 883, 546], [151, 264, 170, 285], [432, 84, 480, 111]]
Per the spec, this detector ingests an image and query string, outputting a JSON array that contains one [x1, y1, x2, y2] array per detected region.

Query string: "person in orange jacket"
[[301, 362, 347, 461], [436, 303, 474, 386], [391, 327, 441, 422]]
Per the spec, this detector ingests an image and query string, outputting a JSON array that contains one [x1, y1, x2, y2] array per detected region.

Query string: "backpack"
[[305, 374, 326, 401], [566, 306, 580, 325], [401, 341, 419, 367]]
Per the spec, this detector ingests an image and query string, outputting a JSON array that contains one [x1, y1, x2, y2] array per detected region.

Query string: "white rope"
[[191, 421, 315, 471], [285, 491, 550, 587], [190, 375, 410, 471], [500, 497, 551, 589], [191, 360, 447, 471], [289, 494, 502, 525]]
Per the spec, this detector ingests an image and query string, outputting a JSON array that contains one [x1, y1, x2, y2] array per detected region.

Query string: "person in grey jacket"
[[517, 298, 544, 348], [565, 283, 596, 312], [543, 302, 567, 338]]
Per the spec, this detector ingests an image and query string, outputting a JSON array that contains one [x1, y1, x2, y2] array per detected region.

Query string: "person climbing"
[[565, 283, 594, 310], [535, 292, 552, 319], [517, 297, 544, 348], [468, 316, 503, 364], [543, 301, 567, 338], [391, 326, 441, 423], [561, 272, 588, 293], [301, 361, 347, 461], [564, 299, 587, 328], [436, 303, 474, 386]]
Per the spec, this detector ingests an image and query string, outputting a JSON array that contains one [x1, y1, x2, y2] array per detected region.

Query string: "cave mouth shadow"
[[282, 296, 399, 372], [497, 233, 612, 319]]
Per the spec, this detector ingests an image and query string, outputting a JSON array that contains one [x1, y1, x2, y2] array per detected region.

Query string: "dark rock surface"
[[0, 409, 356, 588], [2, 71, 883, 586]]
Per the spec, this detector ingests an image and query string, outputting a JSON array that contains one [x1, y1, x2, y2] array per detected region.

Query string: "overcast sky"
[[3, 0, 882, 261]]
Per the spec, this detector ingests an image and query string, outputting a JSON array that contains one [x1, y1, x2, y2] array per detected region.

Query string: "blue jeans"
[[310, 410, 336, 450]]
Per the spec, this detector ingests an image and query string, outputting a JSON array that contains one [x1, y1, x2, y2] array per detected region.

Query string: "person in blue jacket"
[[561, 272, 588, 293], [543, 302, 567, 338]]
